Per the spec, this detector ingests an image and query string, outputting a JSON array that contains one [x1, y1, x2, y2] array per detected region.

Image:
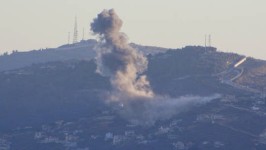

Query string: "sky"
[[0, 0, 265, 59]]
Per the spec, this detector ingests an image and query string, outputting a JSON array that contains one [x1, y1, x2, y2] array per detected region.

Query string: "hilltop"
[[1, 40, 265, 95], [0, 43, 266, 149], [0, 40, 167, 72]]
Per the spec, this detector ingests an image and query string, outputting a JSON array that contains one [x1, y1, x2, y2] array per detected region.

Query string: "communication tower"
[[73, 16, 78, 44]]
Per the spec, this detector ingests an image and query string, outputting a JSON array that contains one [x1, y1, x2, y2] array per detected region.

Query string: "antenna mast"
[[68, 32, 70, 44], [73, 16, 78, 44], [205, 34, 207, 50], [82, 28, 85, 40], [208, 34, 212, 47]]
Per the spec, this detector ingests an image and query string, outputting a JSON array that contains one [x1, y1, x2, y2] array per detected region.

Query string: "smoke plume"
[[91, 9, 154, 100], [91, 9, 220, 125], [119, 94, 221, 125]]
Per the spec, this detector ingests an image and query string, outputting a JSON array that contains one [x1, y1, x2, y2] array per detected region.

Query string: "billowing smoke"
[[91, 9, 153, 100], [91, 9, 220, 125], [91, 9, 154, 100]]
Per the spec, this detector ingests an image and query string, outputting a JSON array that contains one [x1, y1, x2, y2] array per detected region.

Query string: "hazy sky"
[[0, 0, 265, 59]]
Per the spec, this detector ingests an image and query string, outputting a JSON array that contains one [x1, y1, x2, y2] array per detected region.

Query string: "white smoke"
[[91, 9, 221, 125], [118, 94, 221, 125]]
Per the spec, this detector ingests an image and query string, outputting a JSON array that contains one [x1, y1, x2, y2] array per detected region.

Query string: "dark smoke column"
[[91, 9, 154, 101]]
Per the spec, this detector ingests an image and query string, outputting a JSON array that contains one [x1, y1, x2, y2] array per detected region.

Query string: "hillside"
[[0, 45, 266, 149], [148, 46, 266, 96], [1, 46, 266, 129], [235, 58, 266, 92]]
